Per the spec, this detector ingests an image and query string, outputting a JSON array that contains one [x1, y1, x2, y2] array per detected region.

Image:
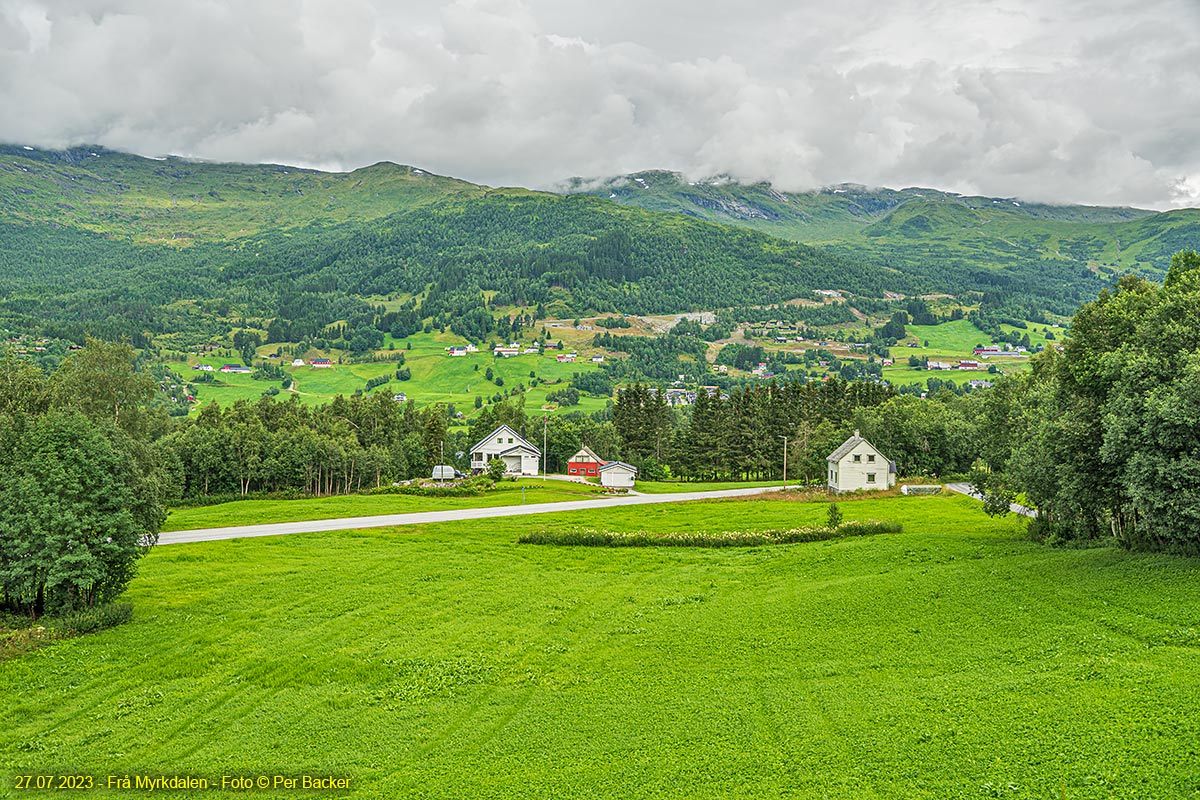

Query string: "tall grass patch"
[[519, 520, 901, 547]]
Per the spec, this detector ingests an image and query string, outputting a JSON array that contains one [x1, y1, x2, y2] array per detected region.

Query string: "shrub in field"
[[519, 521, 901, 548], [1, 602, 133, 662], [827, 502, 844, 529], [365, 483, 486, 498], [58, 602, 133, 634], [486, 458, 508, 483]]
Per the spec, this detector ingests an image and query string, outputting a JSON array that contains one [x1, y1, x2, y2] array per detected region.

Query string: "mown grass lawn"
[[633, 479, 785, 494], [4, 494, 1200, 798], [161, 481, 607, 531]]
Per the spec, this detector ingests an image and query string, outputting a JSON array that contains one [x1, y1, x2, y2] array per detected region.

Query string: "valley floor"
[[3, 494, 1199, 798]]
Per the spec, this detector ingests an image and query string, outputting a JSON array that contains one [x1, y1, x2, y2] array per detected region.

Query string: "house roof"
[[497, 444, 540, 458], [598, 460, 637, 474], [569, 445, 604, 463], [827, 430, 888, 463], [470, 424, 541, 456]]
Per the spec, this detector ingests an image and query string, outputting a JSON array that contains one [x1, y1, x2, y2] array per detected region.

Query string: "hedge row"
[[519, 521, 902, 548]]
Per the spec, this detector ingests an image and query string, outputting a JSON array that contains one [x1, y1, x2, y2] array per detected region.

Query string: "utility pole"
[[543, 414, 548, 481], [779, 435, 788, 491]]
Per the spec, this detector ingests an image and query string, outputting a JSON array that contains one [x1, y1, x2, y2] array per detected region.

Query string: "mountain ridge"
[[0, 145, 1196, 345]]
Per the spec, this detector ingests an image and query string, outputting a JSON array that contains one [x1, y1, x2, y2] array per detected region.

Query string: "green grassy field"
[[882, 365, 999, 385], [162, 481, 606, 532], [633, 479, 785, 494], [884, 319, 1041, 386], [184, 331, 608, 416], [4, 494, 1200, 798], [899, 319, 989, 355]]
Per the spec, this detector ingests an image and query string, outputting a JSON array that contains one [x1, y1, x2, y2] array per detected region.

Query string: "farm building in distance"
[[567, 446, 605, 478], [827, 431, 896, 492], [470, 424, 541, 476]]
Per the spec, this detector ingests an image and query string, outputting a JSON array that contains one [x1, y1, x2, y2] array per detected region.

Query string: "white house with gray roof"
[[470, 424, 541, 476], [827, 430, 896, 492]]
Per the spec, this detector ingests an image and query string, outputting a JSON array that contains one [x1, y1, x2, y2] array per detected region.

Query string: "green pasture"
[[162, 481, 606, 532], [885, 319, 1040, 384], [392, 338, 605, 414], [633, 479, 785, 494], [894, 319, 989, 358], [290, 362, 395, 399], [882, 365, 1003, 386], [4, 493, 1200, 798], [183, 334, 607, 416]]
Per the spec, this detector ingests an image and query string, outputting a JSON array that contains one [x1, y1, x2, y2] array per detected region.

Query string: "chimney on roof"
[[854, 429, 860, 438]]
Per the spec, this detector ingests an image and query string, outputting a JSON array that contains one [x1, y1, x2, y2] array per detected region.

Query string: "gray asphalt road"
[[945, 482, 1037, 517], [159, 484, 788, 545]]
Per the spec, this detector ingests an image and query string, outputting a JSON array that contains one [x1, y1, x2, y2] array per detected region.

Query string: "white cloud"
[[0, 0, 1196, 208]]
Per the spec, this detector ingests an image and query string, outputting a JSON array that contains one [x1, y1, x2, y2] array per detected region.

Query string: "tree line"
[[972, 250, 1200, 554]]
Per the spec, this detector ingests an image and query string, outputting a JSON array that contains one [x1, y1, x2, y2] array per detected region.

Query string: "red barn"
[[567, 446, 606, 478]]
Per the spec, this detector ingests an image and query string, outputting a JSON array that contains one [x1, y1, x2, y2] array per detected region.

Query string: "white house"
[[827, 430, 896, 492], [599, 461, 637, 488], [470, 424, 541, 476]]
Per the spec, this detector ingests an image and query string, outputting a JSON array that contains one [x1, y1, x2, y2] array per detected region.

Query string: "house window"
[[853, 454, 861, 463], [867, 455, 875, 463], [508, 438, 514, 443], [570, 468, 577, 474], [866, 473, 876, 483]]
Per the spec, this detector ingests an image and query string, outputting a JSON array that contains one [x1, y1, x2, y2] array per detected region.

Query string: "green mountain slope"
[[0, 144, 485, 244], [2, 146, 1196, 347], [564, 171, 1200, 308], [0, 147, 885, 343]]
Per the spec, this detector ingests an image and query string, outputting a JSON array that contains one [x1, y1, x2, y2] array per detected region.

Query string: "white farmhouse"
[[470, 424, 541, 476], [827, 430, 896, 492], [599, 461, 638, 488]]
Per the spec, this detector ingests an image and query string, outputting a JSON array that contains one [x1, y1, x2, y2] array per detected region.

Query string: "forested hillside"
[[2, 145, 1198, 348], [566, 171, 1200, 315], [0, 146, 890, 343]]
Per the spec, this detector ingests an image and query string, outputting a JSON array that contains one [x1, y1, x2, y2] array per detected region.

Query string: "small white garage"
[[599, 461, 638, 488]]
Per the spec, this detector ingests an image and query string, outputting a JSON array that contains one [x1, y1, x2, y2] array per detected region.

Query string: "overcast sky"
[[1, 0, 1197, 208]]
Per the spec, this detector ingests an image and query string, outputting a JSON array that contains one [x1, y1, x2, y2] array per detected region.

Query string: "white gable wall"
[[470, 426, 540, 475], [829, 441, 894, 492]]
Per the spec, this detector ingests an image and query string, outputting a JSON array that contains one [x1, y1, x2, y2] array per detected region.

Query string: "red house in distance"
[[567, 446, 606, 478]]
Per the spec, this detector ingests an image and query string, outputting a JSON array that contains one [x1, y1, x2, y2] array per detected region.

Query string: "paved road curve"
[[945, 482, 1037, 518], [159, 485, 789, 545]]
